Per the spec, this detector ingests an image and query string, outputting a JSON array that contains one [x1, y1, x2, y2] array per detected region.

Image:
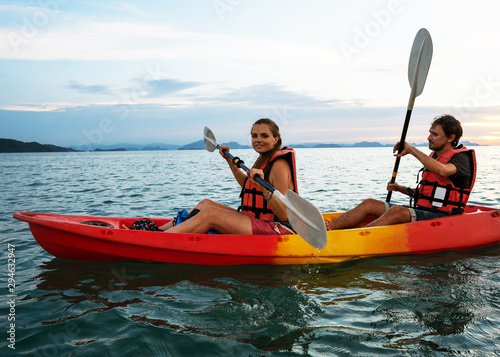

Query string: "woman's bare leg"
[[165, 206, 253, 235], [158, 199, 238, 231]]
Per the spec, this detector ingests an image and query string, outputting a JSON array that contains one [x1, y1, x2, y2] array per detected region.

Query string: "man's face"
[[427, 124, 453, 152]]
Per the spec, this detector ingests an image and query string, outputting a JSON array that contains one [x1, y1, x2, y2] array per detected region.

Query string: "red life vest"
[[414, 146, 476, 214], [238, 147, 298, 221]]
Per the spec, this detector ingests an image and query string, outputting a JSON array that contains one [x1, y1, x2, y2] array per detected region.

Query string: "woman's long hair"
[[252, 118, 282, 176]]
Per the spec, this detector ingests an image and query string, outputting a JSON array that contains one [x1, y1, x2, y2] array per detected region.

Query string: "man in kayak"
[[328, 114, 476, 230], [156, 118, 299, 235]]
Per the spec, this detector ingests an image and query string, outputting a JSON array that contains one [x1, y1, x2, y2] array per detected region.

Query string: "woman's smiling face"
[[251, 124, 279, 154]]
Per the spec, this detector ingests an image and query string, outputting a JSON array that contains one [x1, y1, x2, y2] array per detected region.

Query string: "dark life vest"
[[238, 147, 298, 221], [414, 146, 476, 214]]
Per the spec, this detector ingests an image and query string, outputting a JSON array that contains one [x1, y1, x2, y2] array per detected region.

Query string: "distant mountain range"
[[290, 141, 393, 148], [0, 138, 483, 153], [177, 140, 250, 150], [72, 140, 252, 151]]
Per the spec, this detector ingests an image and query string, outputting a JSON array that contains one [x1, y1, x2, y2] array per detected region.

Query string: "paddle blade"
[[282, 190, 327, 250], [408, 28, 433, 97], [203, 126, 218, 152]]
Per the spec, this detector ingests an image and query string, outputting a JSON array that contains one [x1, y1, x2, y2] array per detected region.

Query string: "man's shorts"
[[250, 217, 295, 235], [384, 202, 449, 222]]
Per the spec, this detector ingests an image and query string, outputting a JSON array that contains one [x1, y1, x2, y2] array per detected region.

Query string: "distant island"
[[0, 138, 77, 153], [0, 138, 483, 153]]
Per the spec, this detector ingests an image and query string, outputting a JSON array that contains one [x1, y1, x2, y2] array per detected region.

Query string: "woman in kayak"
[[159, 118, 298, 235]]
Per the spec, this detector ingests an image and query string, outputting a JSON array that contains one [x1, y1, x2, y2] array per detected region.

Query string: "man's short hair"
[[432, 114, 463, 147]]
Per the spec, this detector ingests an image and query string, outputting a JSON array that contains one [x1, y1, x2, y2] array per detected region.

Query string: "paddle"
[[386, 28, 433, 203], [203, 126, 327, 250]]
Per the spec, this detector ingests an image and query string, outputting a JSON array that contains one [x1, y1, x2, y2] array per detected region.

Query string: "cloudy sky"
[[1, 0, 500, 149]]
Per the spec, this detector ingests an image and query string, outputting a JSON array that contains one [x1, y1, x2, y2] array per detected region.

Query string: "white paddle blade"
[[408, 28, 433, 97], [278, 190, 327, 250], [203, 126, 218, 152]]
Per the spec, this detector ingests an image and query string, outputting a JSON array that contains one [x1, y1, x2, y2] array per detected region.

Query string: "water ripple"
[[2, 149, 500, 356]]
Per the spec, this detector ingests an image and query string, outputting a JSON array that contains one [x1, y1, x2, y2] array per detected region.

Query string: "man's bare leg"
[[364, 205, 412, 227], [328, 198, 387, 230]]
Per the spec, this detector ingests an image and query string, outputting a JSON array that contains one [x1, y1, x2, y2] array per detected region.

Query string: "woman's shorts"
[[250, 217, 295, 235]]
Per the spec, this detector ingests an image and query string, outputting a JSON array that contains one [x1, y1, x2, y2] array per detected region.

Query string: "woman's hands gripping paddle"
[[203, 126, 327, 250]]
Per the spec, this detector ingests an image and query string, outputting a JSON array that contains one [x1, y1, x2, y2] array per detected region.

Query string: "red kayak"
[[13, 205, 500, 265]]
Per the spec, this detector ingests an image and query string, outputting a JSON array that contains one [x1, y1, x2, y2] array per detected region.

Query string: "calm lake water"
[[1, 147, 500, 356]]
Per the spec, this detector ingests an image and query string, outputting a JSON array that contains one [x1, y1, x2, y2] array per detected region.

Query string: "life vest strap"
[[415, 180, 469, 209]]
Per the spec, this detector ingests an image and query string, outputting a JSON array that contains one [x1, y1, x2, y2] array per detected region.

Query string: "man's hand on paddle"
[[393, 141, 413, 157], [387, 182, 404, 193]]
